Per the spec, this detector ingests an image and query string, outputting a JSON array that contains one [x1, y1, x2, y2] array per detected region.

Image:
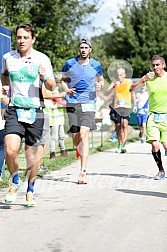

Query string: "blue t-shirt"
[[62, 56, 103, 104]]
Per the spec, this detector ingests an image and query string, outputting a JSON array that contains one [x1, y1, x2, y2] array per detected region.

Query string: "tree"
[[103, 0, 167, 76], [0, 0, 100, 71], [91, 34, 115, 84]]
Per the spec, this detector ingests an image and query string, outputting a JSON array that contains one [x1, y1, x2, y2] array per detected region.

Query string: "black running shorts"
[[4, 106, 44, 146], [66, 103, 96, 133]]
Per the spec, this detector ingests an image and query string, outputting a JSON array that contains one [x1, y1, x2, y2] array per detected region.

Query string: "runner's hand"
[[39, 65, 46, 80], [141, 71, 154, 82], [67, 88, 76, 96], [95, 81, 102, 91], [2, 85, 9, 96]]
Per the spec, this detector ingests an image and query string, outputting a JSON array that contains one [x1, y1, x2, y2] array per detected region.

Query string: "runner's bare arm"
[[1, 73, 10, 86], [60, 75, 76, 96], [104, 81, 115, 96], [38, 65, 56, 91], [130, 72, 154, 92], [95, 75, 104, 91], [129, 79, 145, 92], [42, 85, 65, 99]]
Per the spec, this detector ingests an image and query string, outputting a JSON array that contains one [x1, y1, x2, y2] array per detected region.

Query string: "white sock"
[[81, 168, 86, 173]]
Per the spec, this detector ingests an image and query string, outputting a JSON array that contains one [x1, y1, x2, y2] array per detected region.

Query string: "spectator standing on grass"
[[130, 54, 167, 180], [37, 83, 67, 173], [105, 68, 137, 153], [61, 38, 104, 184], [1, 23, 56, 206], [43, 84, 68, 159], [36, 106, 50, 173]]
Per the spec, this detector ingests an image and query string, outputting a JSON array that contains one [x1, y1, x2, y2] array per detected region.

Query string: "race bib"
[[138, 108, 148, 114], [81, 103, 96, 112], [117, 99, 127, 107], [153, 113, 167, 123], [16, 108, 36, 124]]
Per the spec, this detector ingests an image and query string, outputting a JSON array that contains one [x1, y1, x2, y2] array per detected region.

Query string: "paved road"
[[0, 141, 167, 252]]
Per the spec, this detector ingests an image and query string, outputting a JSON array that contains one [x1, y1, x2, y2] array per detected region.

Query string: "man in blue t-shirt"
[[61, 38, 104, 184]]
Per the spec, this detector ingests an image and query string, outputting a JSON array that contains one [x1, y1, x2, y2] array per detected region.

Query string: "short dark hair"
[[151, 54, 165, 64], [15, 23, 36, 38]]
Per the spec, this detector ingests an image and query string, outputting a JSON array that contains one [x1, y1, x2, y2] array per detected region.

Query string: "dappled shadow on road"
[[87, 172, 152, 179], [41, 172, 152, 185], [42, 175, 77, 184], [0, 201, 25, 209], [103, 149, 152, 155], [0, 202, 11, 209], [116, 189, 167, 198]]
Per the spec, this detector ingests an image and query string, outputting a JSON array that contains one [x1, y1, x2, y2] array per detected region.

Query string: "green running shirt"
[[147, 72, 167, 113]]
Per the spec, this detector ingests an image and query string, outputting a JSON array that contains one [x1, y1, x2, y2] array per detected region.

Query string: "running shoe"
[[116, 145, 122, 153], [121, 146, 127, 153], [4, 183, 21, 204], [26, 192, 37, 207], [78, 171, 87, 184], [109, 137, 118, 142], [38, 164, 48, 173], [60, 150, 68, 157], [141, 139, 145, 144], [154, 172, 165, 180]]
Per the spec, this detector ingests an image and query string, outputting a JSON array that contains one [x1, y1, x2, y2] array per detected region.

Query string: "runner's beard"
[[80, 53, 89, 59]]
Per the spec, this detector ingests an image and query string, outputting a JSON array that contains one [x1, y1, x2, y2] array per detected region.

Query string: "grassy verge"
[[0, 129, 139, 188]]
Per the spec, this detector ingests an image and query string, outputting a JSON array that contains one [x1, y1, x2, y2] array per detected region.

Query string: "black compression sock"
[[152, 150, 164, 172]]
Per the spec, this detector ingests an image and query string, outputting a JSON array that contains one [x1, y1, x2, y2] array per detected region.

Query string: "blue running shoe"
[[154, 172, 165, 180]]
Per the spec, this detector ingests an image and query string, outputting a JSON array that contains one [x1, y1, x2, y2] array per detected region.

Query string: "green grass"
[[0, 129, 139, 188]]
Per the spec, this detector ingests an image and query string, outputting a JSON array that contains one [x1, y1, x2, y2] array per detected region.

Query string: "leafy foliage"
[[103, 0, 167, 76], [2, 0, 167, 79], [0, 0, 100, 71], [91, 35, 115, 83]]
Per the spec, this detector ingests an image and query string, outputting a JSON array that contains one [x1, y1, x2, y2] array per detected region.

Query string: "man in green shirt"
[[130, 54, 167, 180]]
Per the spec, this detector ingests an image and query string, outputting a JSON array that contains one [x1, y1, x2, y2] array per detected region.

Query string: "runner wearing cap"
[[61, 38, 104, 184]]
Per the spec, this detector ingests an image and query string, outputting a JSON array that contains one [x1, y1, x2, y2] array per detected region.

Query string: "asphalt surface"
[[0, 141, 167, 252]]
